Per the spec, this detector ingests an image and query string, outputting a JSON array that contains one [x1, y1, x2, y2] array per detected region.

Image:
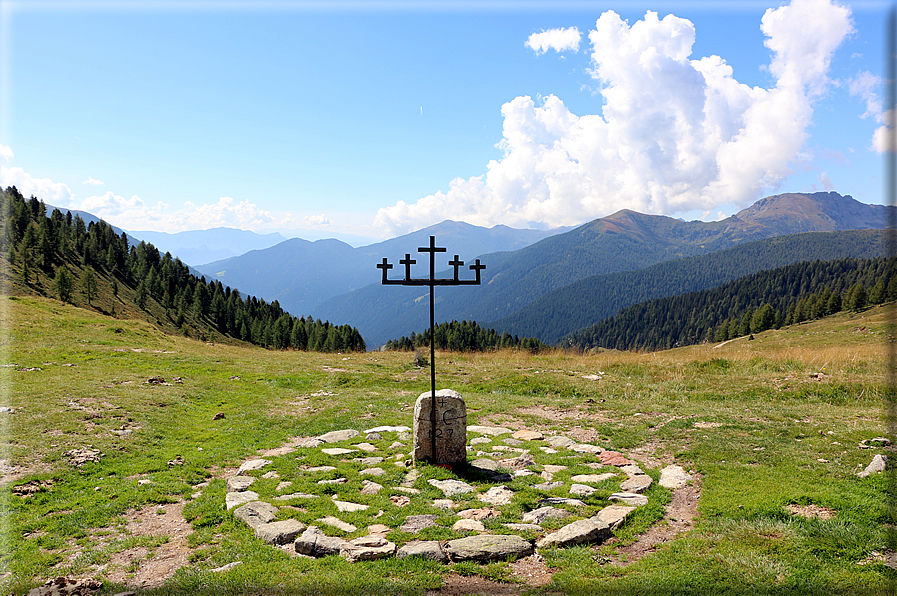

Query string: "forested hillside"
[[383, 320, 547, 353], [1, 187, 365, 352], [564, 257, 896, 352], [488, 229, 888, 344]]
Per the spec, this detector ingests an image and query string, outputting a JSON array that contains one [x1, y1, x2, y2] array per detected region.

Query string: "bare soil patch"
[[605, 481, 702, 566], [426, 575, 528, 596], [105, 501, 195, 589]]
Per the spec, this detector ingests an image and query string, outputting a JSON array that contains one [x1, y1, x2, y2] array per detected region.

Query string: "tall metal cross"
[[378, 235, 485, 463]]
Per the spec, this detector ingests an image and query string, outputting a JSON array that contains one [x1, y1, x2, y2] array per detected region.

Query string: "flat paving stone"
[[317, 478, 347, 485], [571, 444, 604, 454], [467, 425, 513, 436], [457, 507, 501, 520], [452, 519, 485, 532], [226, 476, 256, 492], [594, 505, 636, 530], [536, 518, 611, 549], [570, 473, 616, 484], [522, 506, 570, 525], [360, 480, 383, 495], [620, 474, 653, 493], [511, 430, 544, 441], [538, 497, 587, 507], [609, 492, 649, 506], [233, 501, 278, 528], [433, 499, 456, 509], [353, 457, 384, 466], [546, 436, 576, 449], [599, 451, 631, 466], [316, 516, 357, 532], [319, 429, 360, 443], [620, 464, 645, 477], [275, 492, 317, 501], [334, 500, 369, 513], [303, 465, 337, 473], [321, 448, 356, 456], [400, 514, 438, 533], [428, 478, 475, 497], [504, 523, 543, 532], [660, 465, 693, 488], [396, 540, 448, 563], [340, 536, 397, 563], [532, 481, 564, 491], [365, 425, 411, 433], [255, 519, 307, 545], [226, 491, 259, 510], [444, 534, 533, 562], [360, 467, 386, 476], [238, 459, 272, 474], [295, 526, 350, 557], [479, 485, 515, 506], [353, 442, 378, 453], [570, 483, 598, 497]]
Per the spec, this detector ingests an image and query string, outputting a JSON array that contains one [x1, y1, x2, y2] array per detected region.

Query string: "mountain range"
[[127, 228, 287, 266], [309, 192, 894, 346], [195, 221, 568, 316]]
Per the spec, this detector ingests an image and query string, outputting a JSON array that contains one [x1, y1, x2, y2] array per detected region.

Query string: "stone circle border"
[[219, 423, 692, 566]]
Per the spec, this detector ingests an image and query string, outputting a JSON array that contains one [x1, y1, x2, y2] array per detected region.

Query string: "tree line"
[[563, 256, 896, 352], [1, 186, 365, 352], [384, 319, 547, 353]]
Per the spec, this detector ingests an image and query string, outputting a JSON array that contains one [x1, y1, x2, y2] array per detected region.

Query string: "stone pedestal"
[[413, 389, 467, 464]]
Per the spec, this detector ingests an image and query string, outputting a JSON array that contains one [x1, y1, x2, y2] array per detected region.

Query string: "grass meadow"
[[1, 295, 894, 595]]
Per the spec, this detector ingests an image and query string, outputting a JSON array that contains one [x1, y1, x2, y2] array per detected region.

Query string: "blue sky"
[[0, 0, 891, 243]]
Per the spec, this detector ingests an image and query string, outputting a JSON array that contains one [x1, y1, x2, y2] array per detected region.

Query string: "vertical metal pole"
[[428, 240, 438, 463]]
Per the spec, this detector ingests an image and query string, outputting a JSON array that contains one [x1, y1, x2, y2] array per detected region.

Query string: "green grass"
[[2, 295, 894, 595]]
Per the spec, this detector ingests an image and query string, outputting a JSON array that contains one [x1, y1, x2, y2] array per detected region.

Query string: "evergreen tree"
[[81, 267, 98, 305], [54, 267, 73, 303]]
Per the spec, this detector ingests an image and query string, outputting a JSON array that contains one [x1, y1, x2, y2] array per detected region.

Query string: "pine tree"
[[54, 267, 73, 303], [81, 267, 98, 305]]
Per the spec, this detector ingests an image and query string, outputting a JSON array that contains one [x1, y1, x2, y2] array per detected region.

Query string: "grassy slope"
[[1, 295, 894, 595]]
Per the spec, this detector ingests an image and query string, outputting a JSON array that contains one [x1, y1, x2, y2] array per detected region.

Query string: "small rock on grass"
[[858, 454, 887, 478]]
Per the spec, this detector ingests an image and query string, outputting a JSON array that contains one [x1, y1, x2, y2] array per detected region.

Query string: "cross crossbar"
[[377, 235, 485, 464]]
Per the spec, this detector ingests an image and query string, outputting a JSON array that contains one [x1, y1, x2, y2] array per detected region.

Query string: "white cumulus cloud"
[[303, 214, 331, 226], [0, 165, 74, 206], [0, 144, 13, 163], [70, 193, 278, 233], [525, 27, 582, 54], [82, 176, 104, 186], [375, 0, 855, 236]]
